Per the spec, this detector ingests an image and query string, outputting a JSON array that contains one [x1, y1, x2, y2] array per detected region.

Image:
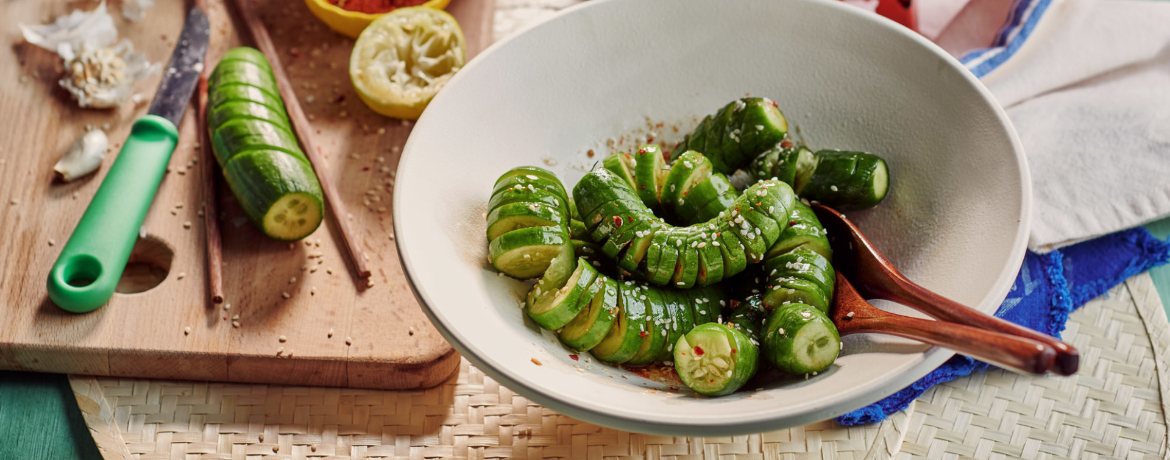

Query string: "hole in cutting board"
[[116, 236, 173, 294]]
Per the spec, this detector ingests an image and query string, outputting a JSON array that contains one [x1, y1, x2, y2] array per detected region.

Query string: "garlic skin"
[[122, 0, 155, 22], [55, 130, 109, 182]]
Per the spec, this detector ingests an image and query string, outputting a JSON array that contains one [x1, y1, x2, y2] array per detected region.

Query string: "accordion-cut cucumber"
[[493, 174, 570, 205], [527, 257, 596, 330], [494, 166, 565, 195], [674, 97, 788, 174], [486, 201, 567, 241], [488, 187, 571, 220], [207, 48, 327, 241], [559, 277, 619, 351], [591, 283, 650, 363], [801, 150, 890, 211], [674, 173, 734, 225], [488, 227, 572, 279], [603, 152, 638, 190], [767, 201, 832, 260], [763, 248, 835, 311], [725, 296, 768, 343], [762, 303, 840, 375], [674, 323, 759, 396], [626, 286, 669, 365], [222, 151, 324, 241], [634, 144, 668, 209], [660, 151, 713, 217]]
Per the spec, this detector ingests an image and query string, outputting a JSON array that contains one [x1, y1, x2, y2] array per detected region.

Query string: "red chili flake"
[[334, 95, 346, 104], [569, 354, 579, 361], [647, 136, 655, 144], [639, 331, 647, 338], [732, 348, 738, 353], [780, 140, 794, 149], [641, 185, 647, 189], [613, 216, 624, 227], [362, 166, 371, 171], [693, 345, 705, 356], [662, 150, 671, 162], [710, 379, 715, 383], [587, 149, 595, 158], [628, 215, 635, 222], [790, 221, 798, 226]]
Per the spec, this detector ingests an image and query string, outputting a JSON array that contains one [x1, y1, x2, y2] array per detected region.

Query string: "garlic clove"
[[54, 129, 108, 182]]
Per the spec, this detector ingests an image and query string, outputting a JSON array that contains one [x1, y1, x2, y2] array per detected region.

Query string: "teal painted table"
[[5, 220, 1170, 459]]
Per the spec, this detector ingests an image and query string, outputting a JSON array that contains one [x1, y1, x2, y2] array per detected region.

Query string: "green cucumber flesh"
[[695, 231, 725, 286], [488, 227, 571, 279], [492, 174, 570, 206], [669, 230, 699, 289], [674, 323, 759, 396], [792, 147, 819, 194], [488, 187, 570, 220], [486, 201, 567, 241], [211, 118, 304, 165], [569, 219, 590, 241], [738, 206, 782, 245], [494, 166, 561, 189], [221, 150, 324, 241], [527, 257, 596, 330], [647, 231, 679, 285], [209, 60, 279, 94], [700, 106, 730, 170], [601, 215, 653, 259], [208, 100, 290, 133], [673, 173, 732, 226], [618, 222, 659, 272], [590, 283, 649, 363], [626, 286, 669, 365], [763, 303, 840, 375], [716, 223, 749, 276], [738, 98, 789, 158], [763, 277, 831, 313], [765, 248, 835, 296], [559, 277, 620, 351], [208, 83, 288, 115], [602, 153, 638, 190], [633, 144, 667, 209], [661, 151, 714, 216]]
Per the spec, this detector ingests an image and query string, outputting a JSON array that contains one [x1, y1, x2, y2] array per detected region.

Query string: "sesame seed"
[[281, 292, 291, 299], [289, 277, 297, 284], [279, 335, 287, 342], [328, 329, 334, 338], [184, 327, 191, 335], [223, 303, 231, 310], [176, 272, 186, 280], [48, 239, 55, 246], [232, 321, 240, 328], [276, 347, 284, 355], [367, 279, 375, 288], [345, 337, 353, 345]]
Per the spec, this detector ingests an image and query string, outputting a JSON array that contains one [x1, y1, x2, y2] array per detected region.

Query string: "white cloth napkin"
[[944, 0, 1170, 252]]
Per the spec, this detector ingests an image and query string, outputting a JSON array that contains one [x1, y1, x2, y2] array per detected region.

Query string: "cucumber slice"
[[646, 230, 679, 285], [221, 150, 323, 241], [494, 166, 561, 190], [590, 283, 649, 363], [738, 97, 788, 157], [738, 206, 782, 245], [670, 230, 700, 289], [486, 201, 568, 241], [208, 82, 288, 115], [801, 150, 890, 211], [209, 60, 279, 95], [765, 248, 835, 294], [208, 100, 290, 133], [492, 174, 570, 206], [211, 118, 304, 165], [763, 278, 831, 313], [573, 169, 642, 222], [726, 207, 769, 264], [748, 146, 786, 183], [527, 257, 596, 330], [766, 201, 832, 260], [626, 286, 669, 365], [559, 277, 620, 351], [601, 214, 653, 259], [488, 187, 570, 220], [602, 152, 638, 190], [753, 180, 798, 224], [618, 221, 660, 272], [762, 303, 840, 375], [695, 229, 725, 286], [633, 144, 667, 209], [525, 242, 577, 304], [674, 173, 733, 225], [220, 47, 272, 68], [657, 289, 696, 361], [660, 151, 714, 216], [716, 101, 749, 170], [568, 219, 590, 241], [716, 222, 749, 276], [695, 190, 739, 222], [488, 227, 571, 279], [674, 323, 759, 396], [792, 147, 820, 194]]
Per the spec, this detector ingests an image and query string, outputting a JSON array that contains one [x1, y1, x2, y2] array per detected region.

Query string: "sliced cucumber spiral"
[[749, 146, 890, 212], [486, 166, 574, 280]]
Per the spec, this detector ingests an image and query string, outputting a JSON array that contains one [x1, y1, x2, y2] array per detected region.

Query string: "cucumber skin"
[[208, 48, 325, 241], [211, 118, 305, 165], [558, 278, 619, 352], [488, 227, 571, 280], [673, 323, 759, 397], [208, 101, 290, 133], [801, 150, 889, 211], [675, 98, 788, 174], [222, 150, 324, 241], [527, 257, 595, 331], [767, 201, 832, 260], [725, 296, 768, 344], [762, 303, 840, 375], [626, 287, 669, 365]]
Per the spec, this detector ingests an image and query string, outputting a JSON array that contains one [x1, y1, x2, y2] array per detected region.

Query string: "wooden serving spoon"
[[810, 203, 1079, 376]]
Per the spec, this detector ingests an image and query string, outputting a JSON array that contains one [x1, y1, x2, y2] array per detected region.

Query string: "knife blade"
[[47, 8, 211, 313]]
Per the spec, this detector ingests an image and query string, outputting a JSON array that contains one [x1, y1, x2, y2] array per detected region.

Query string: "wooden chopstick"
[[194, 0, 225, 304], [228, 0, 372, 279]]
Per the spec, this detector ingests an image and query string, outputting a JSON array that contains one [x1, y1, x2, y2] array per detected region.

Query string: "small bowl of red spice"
[[303, 0, 450, 38]]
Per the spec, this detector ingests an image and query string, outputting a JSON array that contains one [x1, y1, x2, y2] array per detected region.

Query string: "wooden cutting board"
[[0, 0, 494, 389]]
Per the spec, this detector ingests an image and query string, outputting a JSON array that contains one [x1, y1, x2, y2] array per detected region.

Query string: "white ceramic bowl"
[[394, 0, 1030, 436]]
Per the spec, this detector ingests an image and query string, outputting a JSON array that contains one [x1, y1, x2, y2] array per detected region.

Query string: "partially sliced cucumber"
[[670, 230, 699, 289], [738, 97, 788, 157], [716, 101, 749, 170], [488, 227, 571, 279], [767, 200, 832, 259], [618, 221, 660, 272], [725, 295, 768, 343], [559, 277, 619, 351], [646, 230, 679, 285], [527, 257, 596, 330], [762, 303, 840, 375], [212, 118, 304, 165], [602, 152, 638, 190], [488, 187, 570, 220], [222, 150, 323, 241], [207, 82, 288, 115], [695, 230, 725, 286], [674, 115, 712, 161], [208, 100, 290, 134], [657, 289, 696, 361], [634, 144, 667, 209], [801, 150, 889, 211], [626, 286, 668, 365], [492, 174, 570, 206], [209, 60, 279, 95], [674, 323, 759, 396], [674, 173, 733, 225], [494, 165, 561, 191], [716, 222, 749, 276], [573, 169, 642, 222], [764, 278, 830, 313], [486, 201, 567, 241], [660, 151, 713, 216], [590, 283, 649, 363], [220, 47, 273, 70]]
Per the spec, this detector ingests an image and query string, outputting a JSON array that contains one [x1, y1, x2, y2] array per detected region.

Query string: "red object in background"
[[841, 0, 917, 31]]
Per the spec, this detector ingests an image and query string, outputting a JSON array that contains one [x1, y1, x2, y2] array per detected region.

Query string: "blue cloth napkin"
[[837, 227, 1170, 426]]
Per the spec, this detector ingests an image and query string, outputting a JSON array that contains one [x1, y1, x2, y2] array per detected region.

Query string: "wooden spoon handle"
[[863, 274, 1079, 376], [844, 314, 1057, 375]]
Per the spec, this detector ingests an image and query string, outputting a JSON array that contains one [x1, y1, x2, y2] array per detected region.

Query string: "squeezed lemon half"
[[349, 7, 465, 120]]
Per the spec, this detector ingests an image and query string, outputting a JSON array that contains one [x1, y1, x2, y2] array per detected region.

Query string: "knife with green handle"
[[47, 8, 210, 313]]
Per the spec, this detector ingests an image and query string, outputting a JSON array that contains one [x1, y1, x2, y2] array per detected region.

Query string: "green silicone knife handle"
[[47, 115, 179, 313]]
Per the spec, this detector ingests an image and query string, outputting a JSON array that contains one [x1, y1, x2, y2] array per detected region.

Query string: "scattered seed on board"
[[232, 321, 240, 328], [345, 337, 353, 345], [48, 238, 55, 246], [170, 210, 178, 215], [183, 221, 191, 229], [281, 292, 290, 299], [184, 326, 191, 336], [176, 272, 186, 280], [326, 268, 333, 275], [279, 335, 287, 343], [289, 277, 296, 284], [223, 303, 231, 311], [327, 328, 334, 338], [258, 434, 265, 442], [366, 279, 374, 288], [232, 314, 239, 320], [276, 347, 284, 355], [310, 287, 317, 295]]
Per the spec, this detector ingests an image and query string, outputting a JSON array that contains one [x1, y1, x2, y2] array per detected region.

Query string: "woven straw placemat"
[[70, 360, 912, 460], [896, 273, 1170, 460]]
